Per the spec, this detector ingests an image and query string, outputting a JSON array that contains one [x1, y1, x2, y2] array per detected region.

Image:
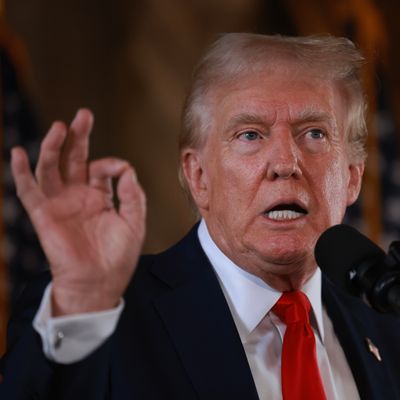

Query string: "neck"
[[239, 263, 317, 291]]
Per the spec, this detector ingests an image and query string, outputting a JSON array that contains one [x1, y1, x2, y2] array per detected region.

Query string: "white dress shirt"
[[197, 220, 360, 400], [34, 284, 124, 364], [34, 220, 360, 399]]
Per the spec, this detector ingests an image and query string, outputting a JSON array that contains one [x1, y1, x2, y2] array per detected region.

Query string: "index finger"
[[60, 108, 94, 184], [11, 147, 46, 213]]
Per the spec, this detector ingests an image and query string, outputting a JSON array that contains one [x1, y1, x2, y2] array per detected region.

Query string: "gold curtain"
[[0, 0, 8, 358], [0, 0, 30, 355]]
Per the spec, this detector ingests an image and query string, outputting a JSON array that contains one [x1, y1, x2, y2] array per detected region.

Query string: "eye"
[[306, 129, 325, 140], [238, 130, 262, 141], [301, 128, 330, 154]]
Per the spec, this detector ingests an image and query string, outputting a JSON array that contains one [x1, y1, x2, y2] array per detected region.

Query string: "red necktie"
[[272, 291, 327, 400]]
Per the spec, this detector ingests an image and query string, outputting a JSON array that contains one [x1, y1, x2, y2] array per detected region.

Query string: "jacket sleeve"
[[0, 271, 113, 400]]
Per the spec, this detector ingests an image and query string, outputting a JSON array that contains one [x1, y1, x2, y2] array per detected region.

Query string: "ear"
[[181, 148, 209, 210], [346, 162, 365, 206]]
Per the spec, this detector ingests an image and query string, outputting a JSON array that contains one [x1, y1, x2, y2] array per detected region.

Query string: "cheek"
[[317, 159, 350, 222], [207, 153, 262, 212]]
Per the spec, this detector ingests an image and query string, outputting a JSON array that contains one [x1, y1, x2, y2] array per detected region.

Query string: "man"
[[1, 33, 400, 400]]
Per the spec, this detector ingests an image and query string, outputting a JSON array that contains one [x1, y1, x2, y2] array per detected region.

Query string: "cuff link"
[[54, 331, 65, 349]]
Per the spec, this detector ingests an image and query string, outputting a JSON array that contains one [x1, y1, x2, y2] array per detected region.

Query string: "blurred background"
[[1, 0, 400, 353]]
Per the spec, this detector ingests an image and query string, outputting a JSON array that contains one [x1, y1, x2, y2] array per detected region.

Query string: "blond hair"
[[179, 33, 367, 193]]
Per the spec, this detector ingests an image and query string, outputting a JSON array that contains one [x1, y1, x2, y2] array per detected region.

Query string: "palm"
[[36, 186, 135, 272], [11, 109, 146, 314]]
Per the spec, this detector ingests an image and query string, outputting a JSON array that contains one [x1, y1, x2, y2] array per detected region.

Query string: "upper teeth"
[[266, 210, 303, 220]]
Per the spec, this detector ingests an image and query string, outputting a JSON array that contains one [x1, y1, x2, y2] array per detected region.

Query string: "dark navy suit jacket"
[[1, 225, 400, 399]]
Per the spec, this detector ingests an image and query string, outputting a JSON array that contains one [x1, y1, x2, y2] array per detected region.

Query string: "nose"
[[266, 129, 302, 180]]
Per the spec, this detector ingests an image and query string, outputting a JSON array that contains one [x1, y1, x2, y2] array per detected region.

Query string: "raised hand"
[[11, 109, 146, 316]]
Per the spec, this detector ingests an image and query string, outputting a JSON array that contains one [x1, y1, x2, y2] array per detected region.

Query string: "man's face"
[[183, 67, 364, 287]]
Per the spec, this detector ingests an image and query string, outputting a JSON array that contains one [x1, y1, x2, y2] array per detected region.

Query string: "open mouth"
[[264, 203, 308, 221]]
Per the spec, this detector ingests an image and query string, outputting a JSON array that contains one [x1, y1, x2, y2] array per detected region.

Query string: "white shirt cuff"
[[33, 283, 124, 364]]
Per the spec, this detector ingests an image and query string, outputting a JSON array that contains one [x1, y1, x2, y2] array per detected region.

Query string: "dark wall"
[[5, 0, 400, 250], [5, 0, 262, 252]]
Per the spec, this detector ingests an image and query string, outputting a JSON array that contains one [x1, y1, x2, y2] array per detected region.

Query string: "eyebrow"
[[224, 108, 335, 134], [224, 113, 267, 134], [293, 107, 334, 126]]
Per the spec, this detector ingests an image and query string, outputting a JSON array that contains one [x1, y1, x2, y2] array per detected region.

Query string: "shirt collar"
[[197, 219, 325, 343]]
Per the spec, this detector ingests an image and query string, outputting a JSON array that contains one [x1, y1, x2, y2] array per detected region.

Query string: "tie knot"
[[272, 291, 311, 325]]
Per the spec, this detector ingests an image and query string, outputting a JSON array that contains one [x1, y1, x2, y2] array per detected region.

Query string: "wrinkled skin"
[[182, 67, 364, 291], [11, 109, 146, 315]]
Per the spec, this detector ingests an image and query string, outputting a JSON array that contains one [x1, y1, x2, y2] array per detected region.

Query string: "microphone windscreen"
[[315, 224, 385, 292]]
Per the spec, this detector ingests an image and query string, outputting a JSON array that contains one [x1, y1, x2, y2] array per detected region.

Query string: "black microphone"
[[315, 224, 400, 314]]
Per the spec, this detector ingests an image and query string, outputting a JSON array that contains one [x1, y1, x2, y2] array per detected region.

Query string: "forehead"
[[209, 68, 346, 131]]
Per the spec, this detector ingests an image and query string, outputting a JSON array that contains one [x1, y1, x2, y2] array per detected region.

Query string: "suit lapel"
[[150, 226, 399, 399], [322, 276, 396, 400], [150, 226, 259, 400]]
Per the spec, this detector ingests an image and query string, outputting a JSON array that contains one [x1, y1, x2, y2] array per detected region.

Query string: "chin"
[[250, 235, 311, 265], [266, 249, 308, 266]]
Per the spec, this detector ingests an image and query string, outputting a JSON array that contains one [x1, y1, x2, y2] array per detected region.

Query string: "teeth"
[[266, 210, 303, 220]]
